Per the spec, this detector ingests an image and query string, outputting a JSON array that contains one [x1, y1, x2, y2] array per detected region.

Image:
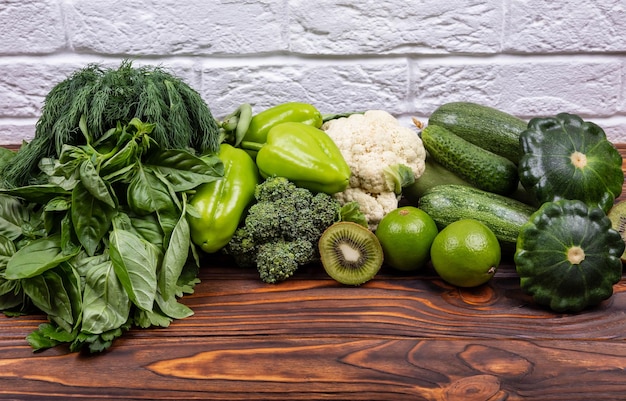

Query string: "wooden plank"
[[0, 337, 625, 400]]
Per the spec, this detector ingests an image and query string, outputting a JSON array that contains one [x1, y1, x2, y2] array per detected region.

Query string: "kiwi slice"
[[608, 200, 626, 262], [318, 222, 384, 285]]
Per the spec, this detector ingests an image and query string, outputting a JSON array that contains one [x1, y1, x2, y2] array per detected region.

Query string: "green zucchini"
[[428, 102, 527, 164], [418, 184, 537, 244], [421, 124, 519, 196]]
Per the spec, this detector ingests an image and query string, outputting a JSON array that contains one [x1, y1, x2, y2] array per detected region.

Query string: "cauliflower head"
[[322, 110, 426, 230]]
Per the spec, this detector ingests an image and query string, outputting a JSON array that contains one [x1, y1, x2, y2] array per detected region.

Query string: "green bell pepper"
[[246, 122, 351, 194], [188, 143, 260, 253], [243, 102, 323, 146]]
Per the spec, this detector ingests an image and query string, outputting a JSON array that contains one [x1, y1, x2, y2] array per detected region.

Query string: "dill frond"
[[164, 79, 193, 150], [174, 78, 220, 152]]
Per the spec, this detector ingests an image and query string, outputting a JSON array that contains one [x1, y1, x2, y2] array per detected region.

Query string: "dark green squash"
[[514, 199, 624, 313], [518, 113, 623, 213]]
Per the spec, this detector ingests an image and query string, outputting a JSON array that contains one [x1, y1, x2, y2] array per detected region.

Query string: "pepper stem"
[[239, 141, 264, 152]]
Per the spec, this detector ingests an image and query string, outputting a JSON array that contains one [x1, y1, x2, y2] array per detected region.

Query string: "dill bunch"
[[2, 60, 221, 188]]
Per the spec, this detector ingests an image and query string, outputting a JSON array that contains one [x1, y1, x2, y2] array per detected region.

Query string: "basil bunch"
[[0, 116, 223, 353]]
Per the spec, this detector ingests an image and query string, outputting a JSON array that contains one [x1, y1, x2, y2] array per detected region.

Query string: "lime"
[[375, 206, 439, 271], [430, 219, 501, 287]]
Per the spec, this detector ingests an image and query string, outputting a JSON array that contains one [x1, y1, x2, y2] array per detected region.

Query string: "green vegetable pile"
[[1, 58, 626, 354], [0, 117, 223, 352]]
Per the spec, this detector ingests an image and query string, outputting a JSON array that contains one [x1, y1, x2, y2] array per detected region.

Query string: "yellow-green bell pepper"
[[188, 143, 260, 253], [249, 122, 351, 194], [242, 102, 323, 150]]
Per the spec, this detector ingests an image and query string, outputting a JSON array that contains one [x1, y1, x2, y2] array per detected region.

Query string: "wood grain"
[[0, 145, 625, 400]]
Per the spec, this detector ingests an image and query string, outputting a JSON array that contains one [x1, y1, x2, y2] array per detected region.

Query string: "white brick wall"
[[1, 0, 625, 145]]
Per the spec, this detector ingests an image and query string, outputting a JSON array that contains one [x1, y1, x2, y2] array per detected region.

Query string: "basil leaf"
[[81, 259, 131, 335], [71, 181, 116, 256], [58, 261, 83, 328], [100, 140, 137, 175], [145, 150, 223, 192], [156, 209, 180, 241], [0, 184, 71, 205], [22, 268, 75, 332], [5, 235, 77, 279], [130, 214, 164, 247], [109, 228, 159, 311], [33, 322, 76, 343], [127, 166, 175, 216], [0, 235, 15, 259], [44, 196, 71, 212], [159, 209, 190, 301], [101, 162, 137, 184], [156, 290, 193, 319], [79, 159, 116, 208], [0, 279, 23, 310], [0, 195, 27, 241], [26, 329, 61, 351], [71, 253, 110, 278], [56, 144, 87, 178], [134, 307, 172, 329], [60, 212, 81, 255]]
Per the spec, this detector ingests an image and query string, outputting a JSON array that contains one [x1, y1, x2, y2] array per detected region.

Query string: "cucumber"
[[403, 154, 537, 206], [418, 184, 537, 244], [421, 124, 519, 196], [428, 102, 527, 164]]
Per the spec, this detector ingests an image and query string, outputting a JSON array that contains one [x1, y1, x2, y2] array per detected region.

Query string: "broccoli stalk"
[[224, 176, 349, 283]]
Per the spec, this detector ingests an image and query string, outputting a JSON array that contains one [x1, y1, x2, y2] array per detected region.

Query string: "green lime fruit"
[[375, 206, 438, 271], [430, 219, 501, 287]]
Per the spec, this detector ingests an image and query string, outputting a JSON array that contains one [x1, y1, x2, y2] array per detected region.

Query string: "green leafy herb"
[[0, 117, 223, 353]]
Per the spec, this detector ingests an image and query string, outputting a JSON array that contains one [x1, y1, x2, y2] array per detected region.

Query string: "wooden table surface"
[[2, 146, 626, 401]]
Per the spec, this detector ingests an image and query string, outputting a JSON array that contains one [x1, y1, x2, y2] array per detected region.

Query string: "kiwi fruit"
[[607, 200, 626, 262], [318, 222, 384, 285]]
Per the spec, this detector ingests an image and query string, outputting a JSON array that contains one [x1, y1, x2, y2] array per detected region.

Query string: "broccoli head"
[[224, 176, 343, 283]]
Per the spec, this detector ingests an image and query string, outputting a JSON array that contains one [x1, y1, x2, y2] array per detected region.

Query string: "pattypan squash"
[[518, 113, 623, 213], [515, 199, 624, 313]]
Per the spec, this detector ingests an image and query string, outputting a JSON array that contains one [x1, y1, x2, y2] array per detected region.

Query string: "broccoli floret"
[[225, 227, 257, 268], [243, 202, 282, 242], [256, 239, 315, 283], [224, 176, 344, 283], [311, 192, 344, 228], [253, 175, 297, 203]]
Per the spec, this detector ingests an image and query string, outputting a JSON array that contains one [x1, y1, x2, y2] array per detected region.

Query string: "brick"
[[65, 0, 287, 55], [0, 122, 35, 145], [0, 0, 66, 53], [200, 60, 410, 119], [504, 0, 626, 52], [0, 62, 81, 118], [411, 59, 622, 118], [288, 0, 502, 54]]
